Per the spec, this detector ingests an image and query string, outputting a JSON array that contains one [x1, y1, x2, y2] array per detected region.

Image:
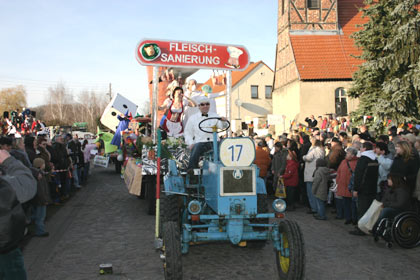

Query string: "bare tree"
[[36, 83, 107, 131], [45, 83, 72, 123], [0, 86, 27, 114]]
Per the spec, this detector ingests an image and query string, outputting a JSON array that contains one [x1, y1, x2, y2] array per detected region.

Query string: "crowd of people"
[[251, 121, 420, 237], [0, 127, 97, 278], [155, 84, 420, 238], [1, 132, 97, 228], [1, 108, 47, 137]]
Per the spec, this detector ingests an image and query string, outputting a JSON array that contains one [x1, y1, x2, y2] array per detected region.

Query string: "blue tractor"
[[157, 118, 305, 280]]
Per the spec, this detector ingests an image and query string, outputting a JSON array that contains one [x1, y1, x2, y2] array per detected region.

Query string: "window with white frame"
[[265, 86, 272, 99], [335, 87, 348, 116], [251, 85, 258, 99]]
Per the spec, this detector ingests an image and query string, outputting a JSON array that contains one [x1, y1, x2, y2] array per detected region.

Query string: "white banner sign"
[[93, 155, 110, 168]]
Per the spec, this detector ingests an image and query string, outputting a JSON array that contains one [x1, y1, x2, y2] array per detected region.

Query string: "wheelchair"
[[372, 200, 420, 249]]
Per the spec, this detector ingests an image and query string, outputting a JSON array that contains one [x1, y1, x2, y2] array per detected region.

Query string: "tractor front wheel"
[[275, 220, 305, 280], [162, 221, 183, 280]]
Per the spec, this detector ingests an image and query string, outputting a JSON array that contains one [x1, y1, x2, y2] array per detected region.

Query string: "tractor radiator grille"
[[221, 167, 255, 195]]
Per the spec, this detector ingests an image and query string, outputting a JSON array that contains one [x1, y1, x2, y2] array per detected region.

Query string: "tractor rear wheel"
[[162, 221, 182, 280], [160, 192, 180, 223], [159, 191, 182, 238], [275, 220, 305, 280]]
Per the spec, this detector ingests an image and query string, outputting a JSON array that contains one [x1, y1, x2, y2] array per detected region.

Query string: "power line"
[[0, 75, 109, 86]]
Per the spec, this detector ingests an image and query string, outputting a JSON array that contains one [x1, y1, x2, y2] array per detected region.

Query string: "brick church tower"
[[275, 0, 339, 89]]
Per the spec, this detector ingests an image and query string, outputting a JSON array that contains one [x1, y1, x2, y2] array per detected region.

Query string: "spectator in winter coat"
[[377, 134, 395, 159], [312, 158, 330, 220], [299, 134, 311, 160], [304, 115, 318, 128], [51, 135, 71, 198], [0, 149, 36, 280], [66, 134, 82, 189], [265, 134, 275, 155], [350, 141, 379, 236], [336, 148, 358, 225], [31, 158, 50, 237], [302, 137, 325, 214], [327, 138, 346, 171], [271, 142, 288, 193], [390, 141, 419, 194], [10, 138, 32, 168], [375, 142, 393, 196], [81, 140, 96, 184], [24, 136, 37, 164], [254, 140, 271, 178], [282, 151, 299, 210], [36, 138, 52, 175]]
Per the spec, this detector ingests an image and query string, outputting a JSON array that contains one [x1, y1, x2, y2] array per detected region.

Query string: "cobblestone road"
[[23, 166, 420, 280]]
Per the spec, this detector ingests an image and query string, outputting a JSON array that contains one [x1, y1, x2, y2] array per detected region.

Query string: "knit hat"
[[33, 158, 45, 169]]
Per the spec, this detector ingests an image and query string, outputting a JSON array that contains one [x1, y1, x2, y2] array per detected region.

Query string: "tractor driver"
[[184, 96, 228, 171]]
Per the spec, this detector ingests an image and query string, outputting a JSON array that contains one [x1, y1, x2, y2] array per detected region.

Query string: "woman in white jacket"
[[303, 137, 325, 213]]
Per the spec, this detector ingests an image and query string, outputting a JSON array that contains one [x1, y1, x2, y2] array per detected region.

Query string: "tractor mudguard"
[[256, 177, 267, 194], [168, 159, 178, 176], [164, 175, 185, 194]]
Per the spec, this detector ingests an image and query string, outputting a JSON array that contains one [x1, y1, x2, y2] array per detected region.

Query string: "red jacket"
[[336, 157, 358, 197], [282, 159, 299, 187], [254, 146, 271, 177]]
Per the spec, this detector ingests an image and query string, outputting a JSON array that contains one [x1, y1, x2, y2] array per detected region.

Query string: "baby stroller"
[[373, 199, 420, 249]]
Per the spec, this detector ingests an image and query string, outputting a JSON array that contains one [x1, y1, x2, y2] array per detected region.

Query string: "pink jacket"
[[83, 144, 97, 163]]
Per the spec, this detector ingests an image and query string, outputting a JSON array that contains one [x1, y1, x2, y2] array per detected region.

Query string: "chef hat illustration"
[[226, 46, 243, 68], [227, 46, 243, 58]]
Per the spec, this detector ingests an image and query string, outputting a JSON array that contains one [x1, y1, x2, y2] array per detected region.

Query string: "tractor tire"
[[275, 220, 305, 280], [160, 192, 180, 223], [144, 177, 156, 215], [162, 221, 183, 280], [248, 194, 269, 249]]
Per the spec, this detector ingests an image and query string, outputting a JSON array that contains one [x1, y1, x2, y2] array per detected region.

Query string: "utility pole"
[[107, 83, 112, 101]]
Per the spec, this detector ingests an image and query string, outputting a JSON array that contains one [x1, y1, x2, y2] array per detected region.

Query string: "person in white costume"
[[182, 79, 225, 127], [184, 96, 228, 169]]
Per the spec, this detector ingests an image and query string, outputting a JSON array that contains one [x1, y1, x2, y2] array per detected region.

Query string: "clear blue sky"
[[0, 0, 278, 110]]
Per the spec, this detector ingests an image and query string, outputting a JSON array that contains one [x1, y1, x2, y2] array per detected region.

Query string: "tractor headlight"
[[188, 200, 202, 215], [272, 199, 286, 213]]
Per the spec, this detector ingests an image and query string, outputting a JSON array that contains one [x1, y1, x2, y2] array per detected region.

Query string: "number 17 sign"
[[219, 138, 256, 167]]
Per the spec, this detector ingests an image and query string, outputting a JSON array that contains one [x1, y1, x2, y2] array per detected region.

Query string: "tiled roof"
[[290, 0, 367, 80], [197, 61, 272, 92]]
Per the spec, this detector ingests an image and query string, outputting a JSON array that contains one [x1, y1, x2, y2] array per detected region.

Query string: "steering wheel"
[[198, 117, 230, 134]]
